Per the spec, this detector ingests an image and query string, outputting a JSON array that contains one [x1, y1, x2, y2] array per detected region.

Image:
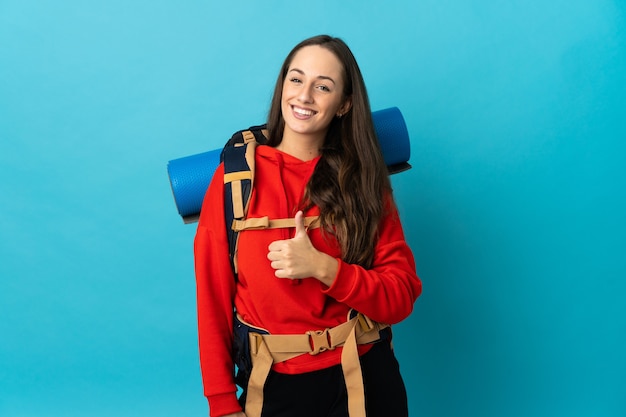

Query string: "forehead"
[[288, 45, 344, 80]]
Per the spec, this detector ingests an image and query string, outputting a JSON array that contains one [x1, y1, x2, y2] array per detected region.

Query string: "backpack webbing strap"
[[225, 131, 257, 219], [232, 215, 321, 232], [243, 314, 389, 417], [221, 127, 268, 274]]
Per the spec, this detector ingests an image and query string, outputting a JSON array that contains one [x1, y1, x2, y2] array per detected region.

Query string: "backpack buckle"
[[306, 329, 334, 355]]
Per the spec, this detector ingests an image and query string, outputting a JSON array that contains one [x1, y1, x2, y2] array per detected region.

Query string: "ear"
[[337, 96, 352, 117]]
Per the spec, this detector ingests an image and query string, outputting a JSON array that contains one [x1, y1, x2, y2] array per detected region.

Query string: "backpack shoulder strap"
[[221, 124, 268, 274]]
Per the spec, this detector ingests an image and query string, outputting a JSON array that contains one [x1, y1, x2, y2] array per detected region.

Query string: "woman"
[[194, 35, 421, 417]]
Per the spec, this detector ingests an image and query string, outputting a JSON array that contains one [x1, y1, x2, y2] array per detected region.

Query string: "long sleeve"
[[323, 198, 422, 325], [193, 163, 242, 417]]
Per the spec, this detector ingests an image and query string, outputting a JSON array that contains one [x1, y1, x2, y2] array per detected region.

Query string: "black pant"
[[240, 340, 409, 417]]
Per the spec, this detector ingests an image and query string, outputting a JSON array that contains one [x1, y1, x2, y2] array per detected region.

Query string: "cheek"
[[281, 82, 295, 100], [280, 98, 290, 119], [325, 98, 343, 117], [280, 92, 289, 114]]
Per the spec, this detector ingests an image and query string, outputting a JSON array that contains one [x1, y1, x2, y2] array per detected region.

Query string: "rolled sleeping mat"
[[167, 106, 411, 223]]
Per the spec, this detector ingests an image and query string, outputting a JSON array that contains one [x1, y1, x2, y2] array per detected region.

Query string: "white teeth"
[[293, 107, 314, 116]]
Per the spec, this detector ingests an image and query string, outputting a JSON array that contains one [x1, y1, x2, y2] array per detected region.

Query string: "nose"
[[297, 84, 314, 103]]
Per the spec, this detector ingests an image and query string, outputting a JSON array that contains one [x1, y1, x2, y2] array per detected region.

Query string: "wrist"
[[315, 254, 339, 286]]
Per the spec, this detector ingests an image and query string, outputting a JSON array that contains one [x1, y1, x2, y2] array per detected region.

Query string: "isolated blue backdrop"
[[1, 1, 625, 416]]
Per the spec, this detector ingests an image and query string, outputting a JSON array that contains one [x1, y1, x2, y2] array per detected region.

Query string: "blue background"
[[1, 1, 625, 416]]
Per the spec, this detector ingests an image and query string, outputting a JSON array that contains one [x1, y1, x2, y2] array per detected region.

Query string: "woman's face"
[[281, 45, 351, 143]]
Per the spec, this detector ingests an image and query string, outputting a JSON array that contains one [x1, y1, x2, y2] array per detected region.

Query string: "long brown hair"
[[266, 35, 392, 268]]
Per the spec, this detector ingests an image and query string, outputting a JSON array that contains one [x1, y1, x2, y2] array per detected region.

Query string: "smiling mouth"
[[292, 106, 317, 117]]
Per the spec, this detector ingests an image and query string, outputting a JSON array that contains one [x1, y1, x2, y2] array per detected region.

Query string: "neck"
[[277, 130, 325, 161]]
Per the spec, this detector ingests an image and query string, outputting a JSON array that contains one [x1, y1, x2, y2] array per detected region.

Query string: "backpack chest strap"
[[232, 215, 320, 232]]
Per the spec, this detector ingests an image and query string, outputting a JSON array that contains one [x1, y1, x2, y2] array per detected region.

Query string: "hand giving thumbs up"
[[267, 211, 338, 285]]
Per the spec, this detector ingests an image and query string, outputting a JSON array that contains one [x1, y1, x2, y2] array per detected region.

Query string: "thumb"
[[294, 210, 307, 238]]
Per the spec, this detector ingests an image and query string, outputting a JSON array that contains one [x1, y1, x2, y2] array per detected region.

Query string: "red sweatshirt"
[[194, 145, 421, 417]]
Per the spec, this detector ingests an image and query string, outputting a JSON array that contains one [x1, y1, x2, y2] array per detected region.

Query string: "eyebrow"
[[288, 68, 336, 85]]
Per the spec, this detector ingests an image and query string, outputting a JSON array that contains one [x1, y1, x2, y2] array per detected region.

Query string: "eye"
[[317, 84, 331, 92], [289, 77, 302, 84]]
